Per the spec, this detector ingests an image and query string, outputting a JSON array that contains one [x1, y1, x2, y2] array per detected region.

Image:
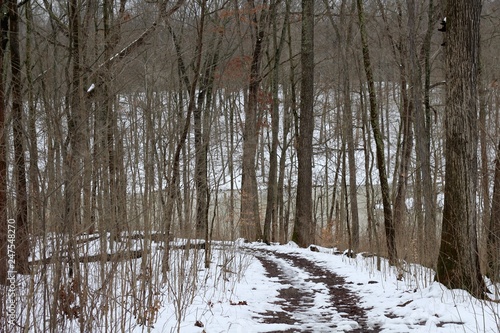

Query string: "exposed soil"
[[249, 248, 382, 333]]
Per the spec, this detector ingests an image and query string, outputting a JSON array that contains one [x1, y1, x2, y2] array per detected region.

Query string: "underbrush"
[[2, 233, 252, 333]]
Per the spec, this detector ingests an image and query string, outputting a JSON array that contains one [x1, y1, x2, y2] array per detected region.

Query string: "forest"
[[0, 0, 498, 331]]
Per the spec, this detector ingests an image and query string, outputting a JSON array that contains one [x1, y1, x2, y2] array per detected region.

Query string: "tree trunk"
[[487, 139, 500, 282], [264, 0, 287, 244], [279, 7, 297, 244], [393, 2, 413, 256], [292, 0, 315, 247], [195, 30, 222, 239], [9, 0, 29, 275], [162, 2, 206, 274], [392, 73, 413, 257], [416, 0, 436, 264], [435, 0, 487, 298], [240, 0, 267, 241], [25, 2, 42, 237], [340, 0, 359, 251], [64, 0, 84, 280], [0, 0, 8, 285], [357, 0, 398, 265]]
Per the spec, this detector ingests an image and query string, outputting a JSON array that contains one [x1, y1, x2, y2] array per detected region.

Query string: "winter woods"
[[0, 0, 499, 330]]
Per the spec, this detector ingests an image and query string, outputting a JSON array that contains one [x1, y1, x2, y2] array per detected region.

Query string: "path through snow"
[[140, 242, 500, 332], [250, 248, 381, 332]]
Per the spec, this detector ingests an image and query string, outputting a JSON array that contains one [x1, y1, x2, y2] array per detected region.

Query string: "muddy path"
[[246, 248, 382, 332]]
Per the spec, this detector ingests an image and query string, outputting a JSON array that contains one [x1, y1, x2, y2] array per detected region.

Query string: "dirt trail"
[[248, 248, 381, 333]]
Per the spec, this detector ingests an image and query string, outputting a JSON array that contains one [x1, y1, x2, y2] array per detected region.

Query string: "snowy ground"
[[146, 241, 500, 333], [14, 238, 500, 332]]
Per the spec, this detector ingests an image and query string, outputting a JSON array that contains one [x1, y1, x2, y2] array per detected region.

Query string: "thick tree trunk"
[[292, 0, 315, 247], [240, 0, 267, 241], [435, 0, 487, 298]]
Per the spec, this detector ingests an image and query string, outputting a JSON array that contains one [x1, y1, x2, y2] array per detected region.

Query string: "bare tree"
[[9, 0, 29, 275], [357, 0, 398, 265], [415, 0, 437, 264], [240, 0, 268, 241], [162, 0, 207, 274], [195, 28, 224, 239], [391, 2, 413, 258], [263, 0, 287, 244], [341, 0, 360, 251]]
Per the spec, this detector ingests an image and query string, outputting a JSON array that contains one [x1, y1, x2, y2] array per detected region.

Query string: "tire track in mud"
[[248, 248, 381, 333]]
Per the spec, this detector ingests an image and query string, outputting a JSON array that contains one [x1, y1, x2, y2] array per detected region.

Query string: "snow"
[[140, 242, 500, 332], [17, 239, 500, 332]]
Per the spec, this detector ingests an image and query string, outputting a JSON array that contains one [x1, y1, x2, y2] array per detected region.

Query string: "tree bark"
[[64, 0, 84, 280], [435, 0, 487, 298], [264, 0, 287, 244], [393, 1, 413, 254], [416, 0, 437, 263], [0, 0, 8, 285], [9, 0, 29, 275], [292, 0, 315, 247], [240, 0, 267, 241]]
